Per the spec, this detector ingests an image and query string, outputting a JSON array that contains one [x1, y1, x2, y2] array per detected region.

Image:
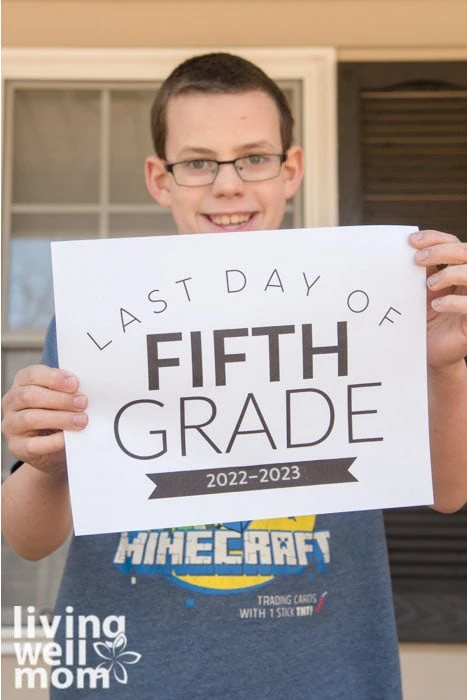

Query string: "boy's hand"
[[410, 230, 467, 370], [1, 365, 88, 474]]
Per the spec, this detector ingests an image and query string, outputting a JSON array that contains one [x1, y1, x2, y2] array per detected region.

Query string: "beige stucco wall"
[[3, 0, 467, 59]]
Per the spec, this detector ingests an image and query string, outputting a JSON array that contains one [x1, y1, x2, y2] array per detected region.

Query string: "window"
[[338, 60, 467, 642], [1, 47, 337, 625]]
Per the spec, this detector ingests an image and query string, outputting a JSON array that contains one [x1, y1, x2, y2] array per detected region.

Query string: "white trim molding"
[[2, 47, 338, 228], [338, 46, 467, 62]]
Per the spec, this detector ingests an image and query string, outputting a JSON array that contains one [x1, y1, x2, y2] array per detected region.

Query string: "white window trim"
[[2, 47, 338, 229], [338, 47, 467, 62]]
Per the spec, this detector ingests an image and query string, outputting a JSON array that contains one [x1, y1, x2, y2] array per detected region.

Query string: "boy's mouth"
[[207, 213, 253, 227]]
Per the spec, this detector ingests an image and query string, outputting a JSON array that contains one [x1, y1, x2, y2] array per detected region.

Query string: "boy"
[[2, 53, 467, 699]]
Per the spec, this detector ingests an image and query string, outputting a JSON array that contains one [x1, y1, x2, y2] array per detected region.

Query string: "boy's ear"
[[283, 146, 305, 200], [144, 155, 172, 208]]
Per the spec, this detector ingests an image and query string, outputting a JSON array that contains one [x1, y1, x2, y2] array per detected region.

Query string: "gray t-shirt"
[[45, 319, 402, 699]]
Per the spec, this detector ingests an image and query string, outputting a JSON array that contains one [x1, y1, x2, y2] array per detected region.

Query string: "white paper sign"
[[51, 226, 432, 535]]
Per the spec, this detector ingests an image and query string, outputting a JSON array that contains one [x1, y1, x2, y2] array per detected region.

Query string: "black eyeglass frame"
[[165, 153, 287, 186]]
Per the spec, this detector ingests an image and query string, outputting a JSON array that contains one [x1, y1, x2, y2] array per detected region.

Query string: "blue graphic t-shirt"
[[43, 319, 402, 699]]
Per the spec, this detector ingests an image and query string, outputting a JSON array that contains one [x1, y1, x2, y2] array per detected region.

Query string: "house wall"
[[3, 0, 467, 61]]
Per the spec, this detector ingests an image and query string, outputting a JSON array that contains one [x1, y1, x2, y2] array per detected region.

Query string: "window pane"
[[12, 213, 99, 237], [281, 83, 303, 146], [110, 90, 158, 204], [110, 211, 178, 237], [1, 537, 70, 626], [280, 209, 295, 230], [13, 90, 100, 204], [279, 81, 303, 226], [8, 239, 54, 330]]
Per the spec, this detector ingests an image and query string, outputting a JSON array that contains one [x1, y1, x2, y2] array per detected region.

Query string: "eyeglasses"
[[165, 153, 287, 187]]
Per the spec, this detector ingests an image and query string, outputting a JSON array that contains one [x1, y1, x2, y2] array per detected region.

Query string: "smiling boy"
[[2, 53, 467, 699], [145, 89, 302, 234]]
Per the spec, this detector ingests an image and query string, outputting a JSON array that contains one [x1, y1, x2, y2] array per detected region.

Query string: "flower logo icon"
[[93, 632, 142, 684]]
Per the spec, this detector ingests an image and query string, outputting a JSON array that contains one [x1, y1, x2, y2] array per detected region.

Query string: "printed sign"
[[51, 226, 433, 535]]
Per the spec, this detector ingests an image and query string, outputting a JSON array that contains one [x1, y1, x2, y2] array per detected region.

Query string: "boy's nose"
[[211, 162, 246, 196]]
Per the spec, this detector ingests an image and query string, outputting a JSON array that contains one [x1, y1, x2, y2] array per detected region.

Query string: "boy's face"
[[145, 90, 304, 235]]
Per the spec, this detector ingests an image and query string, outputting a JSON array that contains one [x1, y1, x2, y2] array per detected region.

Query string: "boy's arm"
[[410, 230, 467, 512], [1, 365, 88, 559], [2, 461, 72, 560], [428, 362, 467, 513]]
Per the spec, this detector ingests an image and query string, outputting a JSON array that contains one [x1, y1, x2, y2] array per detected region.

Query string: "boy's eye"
[[244, 154, 268, 166], [185, 159, 213, 171]]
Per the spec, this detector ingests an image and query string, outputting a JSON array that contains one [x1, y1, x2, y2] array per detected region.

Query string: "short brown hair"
[[150, 52, 294, 158]]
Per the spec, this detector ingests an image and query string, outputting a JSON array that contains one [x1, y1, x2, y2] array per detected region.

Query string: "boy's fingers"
[[409, 231, 466, 271], [413, 242, 467, 267], [431, 294, 467, 315], [2, 409, 88, 448], [14, 365, 79, 393], [6, 384, 88, 413], [2, 366, 87, 425], [8, 432, 67, 468], [3, 405, 87, 469], [12, 408, 89, 435], [409, 229, 460, 248], [427, 264, 467, 292], [21, 432, 66, 458], [1, 364, 88, 470], [415, 243, 467, 265]]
